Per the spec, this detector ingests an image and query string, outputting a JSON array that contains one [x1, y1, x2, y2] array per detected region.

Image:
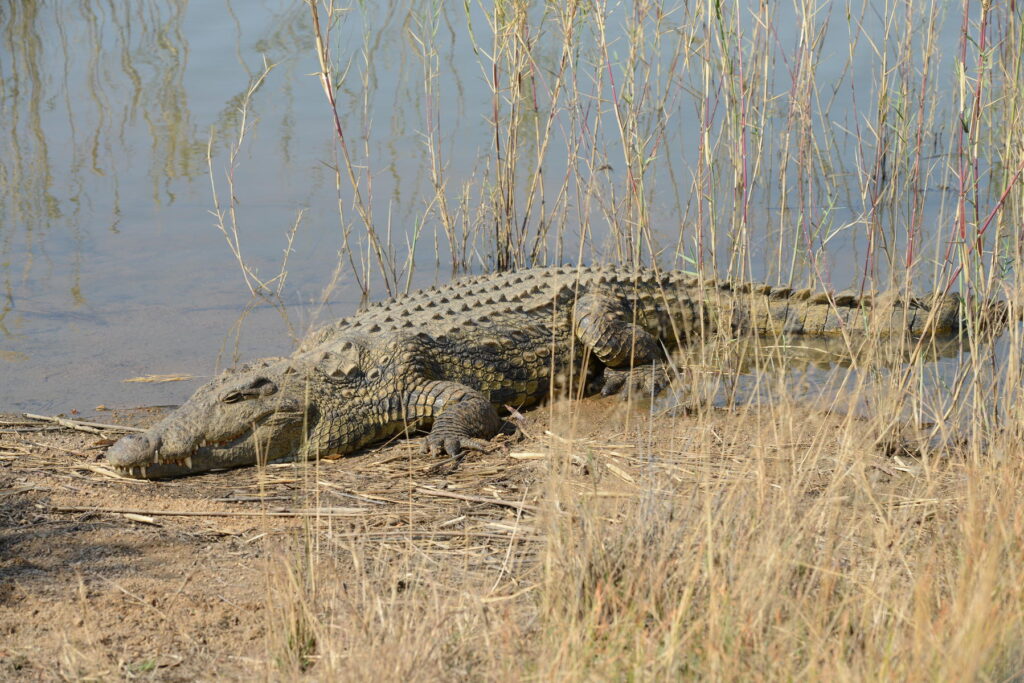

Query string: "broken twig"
[[414, 485, 539, 513], [23, 413, 145, 434], [47, 504, 369, 518]]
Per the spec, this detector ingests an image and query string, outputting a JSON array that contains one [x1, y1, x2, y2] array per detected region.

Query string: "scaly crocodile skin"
[[106, 266, 1005, 478]]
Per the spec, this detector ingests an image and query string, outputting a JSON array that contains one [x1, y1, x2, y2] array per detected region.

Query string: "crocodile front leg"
[[414, 380, 502, 457], [302, 379, 501, 459]]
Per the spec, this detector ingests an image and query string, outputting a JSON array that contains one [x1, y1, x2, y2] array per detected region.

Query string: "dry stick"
[[414, 485, 539, 513], [71, 464, 150, 483], [12, 437, 88, 457], [314, 480, 388, 505], [48, 505, 369, 518], [307, 1, 393, 295], [22, 413, 144, 434], [329, 530, 541, 542]]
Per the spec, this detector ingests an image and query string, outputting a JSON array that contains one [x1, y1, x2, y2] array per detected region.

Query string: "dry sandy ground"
[[0, 398, 910, 680], [0, 401, 605, 680]]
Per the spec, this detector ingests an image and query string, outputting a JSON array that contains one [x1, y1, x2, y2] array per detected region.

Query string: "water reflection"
[[0, 0, 1019, 413], [1, 2, 59, 247], [0, 0, 322, 411], [1, 1, 197, 296]]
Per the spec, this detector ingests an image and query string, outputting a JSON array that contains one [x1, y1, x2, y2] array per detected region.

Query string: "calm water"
[[0, 1, 1009, 413]]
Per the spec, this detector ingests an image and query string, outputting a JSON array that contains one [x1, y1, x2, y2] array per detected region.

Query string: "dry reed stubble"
[[257, 386, 1024, 679]]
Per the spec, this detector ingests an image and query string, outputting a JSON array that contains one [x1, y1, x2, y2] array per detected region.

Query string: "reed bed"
[[247, 0, 1024, 678]]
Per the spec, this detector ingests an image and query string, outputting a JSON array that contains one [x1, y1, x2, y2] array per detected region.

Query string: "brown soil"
[[0, 399, 897, 680]]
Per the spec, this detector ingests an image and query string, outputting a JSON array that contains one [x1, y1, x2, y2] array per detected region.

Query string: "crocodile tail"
[[949, 296, 1012, 334], [984, 298, 1013, 329]]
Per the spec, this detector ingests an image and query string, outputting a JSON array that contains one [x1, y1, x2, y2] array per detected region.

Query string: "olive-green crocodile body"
[[105, 266, 1001, 478]]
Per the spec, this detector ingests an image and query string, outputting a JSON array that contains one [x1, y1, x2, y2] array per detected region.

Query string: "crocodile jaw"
[[105, 416, 301, 478], [106, 409, 307, 479]]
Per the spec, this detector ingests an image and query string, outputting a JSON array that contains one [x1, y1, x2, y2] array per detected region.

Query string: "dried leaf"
[[122, 374, 195, 383]]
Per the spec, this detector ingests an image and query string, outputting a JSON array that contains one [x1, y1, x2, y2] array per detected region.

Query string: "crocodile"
[[105, 266, 1007, 478]]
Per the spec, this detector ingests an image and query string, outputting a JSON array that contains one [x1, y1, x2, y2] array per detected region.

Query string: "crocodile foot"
[[422, 433, 496, 458], [421, 392, 503, 459], [601, 363, 673, 400]]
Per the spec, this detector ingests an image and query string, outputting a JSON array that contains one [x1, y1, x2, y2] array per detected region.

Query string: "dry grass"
[[3, 0, 1022, 678], [240, 397, 1024, 680], [3, 381, 1024, 678], [260, 0, 1024, 679]]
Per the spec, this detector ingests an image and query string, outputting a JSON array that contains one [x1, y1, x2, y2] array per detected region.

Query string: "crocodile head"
[[106, 357, 312, 478], [105, 335, 392, 479]]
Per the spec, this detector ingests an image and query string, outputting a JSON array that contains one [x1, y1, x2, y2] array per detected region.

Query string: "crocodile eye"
[[219, 377, 277, 403], [366, 368, 382, 381]]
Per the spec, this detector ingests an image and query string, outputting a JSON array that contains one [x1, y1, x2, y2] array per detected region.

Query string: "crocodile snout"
[[106, 431, 160, 467], [106, 431, 202, 478]]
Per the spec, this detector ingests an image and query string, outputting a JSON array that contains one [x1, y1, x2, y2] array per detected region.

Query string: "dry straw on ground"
[[2, 0, 1023, 678], [2, 387, 1024, 679]]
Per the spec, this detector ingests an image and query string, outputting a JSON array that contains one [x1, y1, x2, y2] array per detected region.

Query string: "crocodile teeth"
[[184, 456, 192, 469], [138, 465, 147, 478]]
